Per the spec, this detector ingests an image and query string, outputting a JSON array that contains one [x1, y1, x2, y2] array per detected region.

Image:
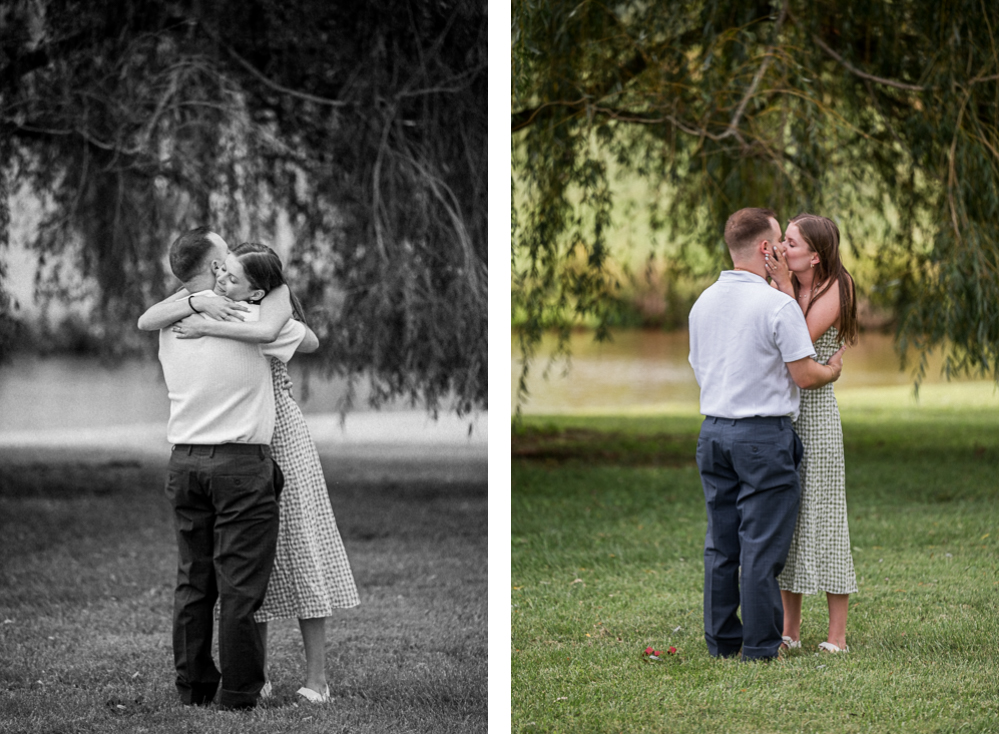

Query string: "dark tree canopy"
[[512, 0, 997, 400], [0, 0, 486, 414]]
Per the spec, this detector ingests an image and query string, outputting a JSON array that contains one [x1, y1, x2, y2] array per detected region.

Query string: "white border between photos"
[[487, 2, 512, 732]]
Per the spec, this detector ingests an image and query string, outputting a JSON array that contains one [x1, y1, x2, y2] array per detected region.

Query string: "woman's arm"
[[173, 285, 294, 343], [137, 288, 192, 331], [137, 288, 250, 330]]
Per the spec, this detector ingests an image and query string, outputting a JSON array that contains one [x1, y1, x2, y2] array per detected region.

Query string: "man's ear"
[[249, 289, 266, 303]]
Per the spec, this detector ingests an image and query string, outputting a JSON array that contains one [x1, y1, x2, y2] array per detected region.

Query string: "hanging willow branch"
[[512, 0, 998, 408], [0, 0, 487, 414]]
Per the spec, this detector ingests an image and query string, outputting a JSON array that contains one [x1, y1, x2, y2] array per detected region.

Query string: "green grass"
[[511, 382, 998, 733], [0, 452, 486, 733]]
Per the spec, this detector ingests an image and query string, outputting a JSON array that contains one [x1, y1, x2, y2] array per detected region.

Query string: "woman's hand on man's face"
[[765, 245, 792, 289]]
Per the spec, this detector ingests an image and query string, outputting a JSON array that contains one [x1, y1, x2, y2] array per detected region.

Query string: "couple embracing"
[[137, 227, 359, 709], [688, 207, 858, 662]]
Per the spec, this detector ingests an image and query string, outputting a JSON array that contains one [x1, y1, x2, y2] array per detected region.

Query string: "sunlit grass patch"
[[836, 380, 998, 412]]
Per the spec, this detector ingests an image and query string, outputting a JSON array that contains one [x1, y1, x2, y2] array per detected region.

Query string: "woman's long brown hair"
[[788, 214, 858, 346]]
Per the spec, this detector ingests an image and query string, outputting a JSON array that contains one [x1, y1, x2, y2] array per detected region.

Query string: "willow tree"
[[0, 0, 486, 414], [512, 0, 998, 401]]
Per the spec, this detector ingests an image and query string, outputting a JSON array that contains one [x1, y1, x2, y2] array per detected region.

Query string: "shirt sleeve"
[[774, 300, 817, 363], [261, 319, 306, 363]]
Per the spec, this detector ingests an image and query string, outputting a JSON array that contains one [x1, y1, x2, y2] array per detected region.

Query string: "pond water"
[[0, 355, 378, 432], [511, 329, 975, 414], [0, 330, 976, 430]]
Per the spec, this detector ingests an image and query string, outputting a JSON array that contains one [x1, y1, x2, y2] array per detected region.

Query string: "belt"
[[706, 415, 792, 428], [172, 443, 269, 457]]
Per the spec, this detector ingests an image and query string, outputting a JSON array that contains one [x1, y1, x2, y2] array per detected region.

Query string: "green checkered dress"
[[255, 359, 360, 621], [778, 327, 858, 596]]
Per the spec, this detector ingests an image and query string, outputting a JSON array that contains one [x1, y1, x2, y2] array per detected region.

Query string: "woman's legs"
[[780, 590, 803, 642], [781, 591, 849, 649], [258, 617, 330, 693], [826, 593, 849, 650], [299, 617, 328, 693]]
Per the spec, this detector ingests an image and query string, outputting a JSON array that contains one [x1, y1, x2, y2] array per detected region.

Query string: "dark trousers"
[[695, 416, 803, 660], [165, 443, 282, 709]]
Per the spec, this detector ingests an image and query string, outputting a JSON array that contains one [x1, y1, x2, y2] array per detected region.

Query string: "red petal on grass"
[[644, 647, 653, 655], [653, 651, 662, 656], [668, 647, 677, 654]]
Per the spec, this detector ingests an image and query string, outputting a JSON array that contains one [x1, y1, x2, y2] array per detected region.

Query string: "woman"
[[765, 213, 858, 654], [142, 242, 360, 701]]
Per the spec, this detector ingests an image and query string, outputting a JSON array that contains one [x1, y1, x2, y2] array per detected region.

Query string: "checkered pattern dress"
[[778, 327, 858, 596], [255, 359, 360, 621]]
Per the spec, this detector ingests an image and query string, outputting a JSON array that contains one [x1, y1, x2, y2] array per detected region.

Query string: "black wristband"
[[188, 294, 200, 314]]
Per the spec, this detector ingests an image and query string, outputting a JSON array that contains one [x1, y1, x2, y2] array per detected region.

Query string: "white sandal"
[[296, 685, 330, 703], [781, 636, 801, 649], [818, 641, 848, 653]]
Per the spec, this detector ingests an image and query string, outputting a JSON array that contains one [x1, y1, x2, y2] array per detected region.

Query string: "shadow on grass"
[[512, 425, 697, 466], [0, 450, 486, 734]]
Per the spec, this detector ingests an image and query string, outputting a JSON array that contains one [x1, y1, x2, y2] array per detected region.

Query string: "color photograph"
[[510, 2, 997, 732]]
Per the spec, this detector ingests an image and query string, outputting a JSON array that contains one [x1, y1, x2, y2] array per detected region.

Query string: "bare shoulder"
[[803, 280, 841, 341], [815, 279, 841, 309]]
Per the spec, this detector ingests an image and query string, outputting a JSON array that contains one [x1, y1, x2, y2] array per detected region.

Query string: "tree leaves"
[[512, 0, 998, 389], [0, 0, 486, 414]]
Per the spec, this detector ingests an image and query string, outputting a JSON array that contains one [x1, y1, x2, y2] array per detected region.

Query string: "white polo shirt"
[[158, 291, 305, 445], [688, 271, 816, 420]]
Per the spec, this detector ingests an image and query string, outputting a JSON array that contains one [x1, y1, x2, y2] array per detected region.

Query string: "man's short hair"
[[169, 226, 219, 281], [724, 208, 777, 256]]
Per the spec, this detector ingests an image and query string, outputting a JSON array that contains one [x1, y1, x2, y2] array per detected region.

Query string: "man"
[[687, 207, 844, 661], [144, 227, 306, 708]]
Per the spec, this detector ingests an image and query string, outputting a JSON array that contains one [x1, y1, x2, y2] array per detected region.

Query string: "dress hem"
[[254, 600, 361, 623]]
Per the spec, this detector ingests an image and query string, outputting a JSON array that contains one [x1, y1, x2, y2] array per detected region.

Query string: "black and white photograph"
[[0, 2, 488, 732]]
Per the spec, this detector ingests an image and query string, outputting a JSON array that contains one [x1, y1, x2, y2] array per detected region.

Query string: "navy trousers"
[[696, 416, 803, 660], [165, 443, 282, 709]]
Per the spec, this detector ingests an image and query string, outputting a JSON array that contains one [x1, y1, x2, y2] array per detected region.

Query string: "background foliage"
[[0, 0, 486, 413], [512, 0, 998, 399]]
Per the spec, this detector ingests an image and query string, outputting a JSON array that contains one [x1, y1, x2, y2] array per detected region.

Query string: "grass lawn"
[[0, 450, 486, 733], [511, 382, 998, 733]]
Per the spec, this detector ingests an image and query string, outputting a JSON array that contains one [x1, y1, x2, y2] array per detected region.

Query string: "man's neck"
[[184, 278, 216, 294], [730, 263, 766, 280]]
